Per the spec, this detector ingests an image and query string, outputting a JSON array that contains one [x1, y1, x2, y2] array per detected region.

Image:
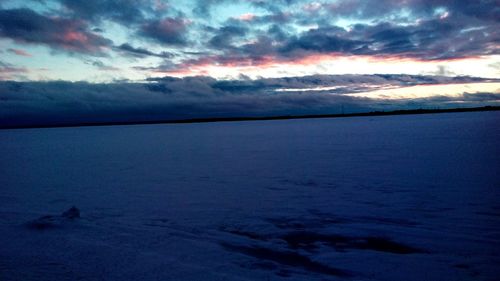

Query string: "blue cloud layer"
[[0, 0, 498, 65], [1, 75, 498, 128]]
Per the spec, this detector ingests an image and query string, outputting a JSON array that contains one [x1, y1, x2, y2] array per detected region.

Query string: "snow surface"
[[0, 111, 499, 281]]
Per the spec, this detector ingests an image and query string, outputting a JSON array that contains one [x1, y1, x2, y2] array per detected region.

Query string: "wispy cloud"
[[115, 43, 174, 59], [0, 61, 29, 80], [7, 48, 32, 57]]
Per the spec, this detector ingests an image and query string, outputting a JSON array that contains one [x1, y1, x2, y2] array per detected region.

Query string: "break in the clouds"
[[0, 0, 499, 126]]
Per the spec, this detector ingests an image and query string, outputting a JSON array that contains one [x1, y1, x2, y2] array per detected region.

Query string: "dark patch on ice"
[[144, 218, 170, 227], [299, 180, 319, 187], [406, 206, 455, 215], [452, 263, 483, 277], [62, 206, 80, 219], [0, 258, 76, 281], [435, 207, 455, 212], [119, 165, 135, 172], [26, 215, 60, 230], [358, 200, 388, 208], [355, 216, 420, 227], [155, 218, 169, 223], [281, 231, 425, 254], [221, 227, 268, 241], [276, 269, 292, 277], [220, 243, 350, 277], [308, 210, 419, 227], [308, 209, 350, 223], [266, 215, 346, 230], [266, 218, 312, 230], [278, 179, 320, 187], [266, 186, 287, 191], [475, 211, 500, 218], [237, 214, 425, 255], [26, 206, 80, 230], [453, 263, 470, 269], [0, 195, 19, 202], [48, 199, 68, 204], [250, 261, 278, 270], [355, 236, 424, 254]]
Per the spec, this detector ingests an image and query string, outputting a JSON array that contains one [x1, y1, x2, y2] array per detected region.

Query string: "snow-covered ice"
[[0, 111, 499, 280]]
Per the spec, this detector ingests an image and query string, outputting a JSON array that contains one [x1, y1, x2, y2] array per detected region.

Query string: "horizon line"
[[1, 106, 499, 130]]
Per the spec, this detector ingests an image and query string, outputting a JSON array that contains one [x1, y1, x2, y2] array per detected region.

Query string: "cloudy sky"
[[0, 0, 499, 127]]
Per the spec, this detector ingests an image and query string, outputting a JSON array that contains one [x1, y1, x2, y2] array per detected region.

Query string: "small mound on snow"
[[26, 206, 80, 230]]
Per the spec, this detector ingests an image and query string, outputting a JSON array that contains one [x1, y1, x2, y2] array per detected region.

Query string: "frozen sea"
[[0, 111, 499, 281]]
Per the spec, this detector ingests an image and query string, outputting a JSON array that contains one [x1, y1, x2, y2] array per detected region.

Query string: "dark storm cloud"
[[53, 0, 191, 49], [345, 17, 499, 60], [2, 0, 498, 66], [193, 0, 498, 22], [172, 8, 498, 71], [454, 0, 499, 21], [0, 77, 363, 128], [208, 25, 248, 49], [58, 0, 147, 24], [177, 0, 498, 70], [300, 0, 498, 22], [279, 26, 365, 56], [55, 0, 180, 24], [116, 43, 174, 59], [1, 74, 498, 128], [0, 8, 112, 55], [139, 18, 189, 45]]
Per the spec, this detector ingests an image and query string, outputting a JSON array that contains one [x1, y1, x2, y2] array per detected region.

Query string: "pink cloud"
[[0, 61, 28, 80], [0, 9, 112, 55], [236, 13, 256, 21], [7, 48, 32, 57]]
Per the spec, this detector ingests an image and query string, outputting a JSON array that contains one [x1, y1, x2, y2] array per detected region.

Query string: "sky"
[[0, 0, 499, 127]]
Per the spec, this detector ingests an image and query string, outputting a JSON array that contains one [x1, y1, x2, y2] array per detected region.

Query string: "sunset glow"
[[0, 0, 499, 126], [345, 82, 500, 100]]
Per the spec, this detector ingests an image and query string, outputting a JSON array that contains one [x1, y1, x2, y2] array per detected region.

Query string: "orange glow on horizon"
[[343, 82, 500, 100]]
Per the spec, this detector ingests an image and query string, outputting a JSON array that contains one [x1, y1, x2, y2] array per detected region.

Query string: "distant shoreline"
[[1, 105, 499, 130]]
